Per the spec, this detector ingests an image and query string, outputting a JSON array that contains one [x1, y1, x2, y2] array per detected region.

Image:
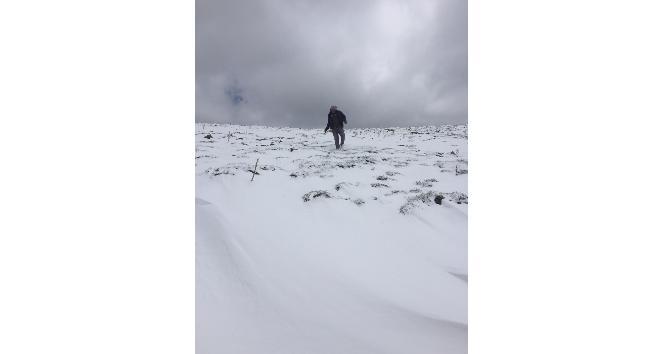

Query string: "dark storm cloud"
[[196, 0, 467, 128]]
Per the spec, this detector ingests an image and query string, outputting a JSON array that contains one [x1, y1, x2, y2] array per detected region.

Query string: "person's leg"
[[339, 128, 345, 147], [332, 129, 340, 149]]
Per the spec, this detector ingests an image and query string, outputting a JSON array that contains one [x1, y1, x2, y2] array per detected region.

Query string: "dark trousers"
[[331, 128, 345, 149]]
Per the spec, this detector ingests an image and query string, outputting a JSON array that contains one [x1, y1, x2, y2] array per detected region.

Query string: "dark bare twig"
[[250, 158, 259, 182]]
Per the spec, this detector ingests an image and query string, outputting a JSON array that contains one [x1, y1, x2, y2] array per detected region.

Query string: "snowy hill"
[[196, 123, 468, 354]]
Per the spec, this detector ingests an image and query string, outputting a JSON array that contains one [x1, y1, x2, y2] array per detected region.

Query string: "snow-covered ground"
[[196, 123, 468, 354]]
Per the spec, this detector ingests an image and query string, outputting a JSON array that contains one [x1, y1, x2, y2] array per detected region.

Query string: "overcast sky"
[[196, 0, 467, 128]]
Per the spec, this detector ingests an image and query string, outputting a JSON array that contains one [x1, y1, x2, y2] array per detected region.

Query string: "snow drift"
[[196, 124, 468, 354]]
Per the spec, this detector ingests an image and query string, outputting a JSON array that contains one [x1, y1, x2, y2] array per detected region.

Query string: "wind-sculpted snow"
[[196, 123, 468, 354]]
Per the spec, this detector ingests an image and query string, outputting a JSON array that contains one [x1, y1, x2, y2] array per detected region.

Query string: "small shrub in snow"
[[445, 191, 468, 204], [206, 167, 234, 176], [400, 192, 437, 214], [336, 163, 357, 169], [455, 165, 468, 175], [371, 183, 389, 188], [399, 191, 468, 214], [335, 182, 359, 191], [302, 190, 331, 202], [415, 178, 438, 188], [353, 199, 365, 206], [204, 134, 213, 139], [399, 203, 415, 214]]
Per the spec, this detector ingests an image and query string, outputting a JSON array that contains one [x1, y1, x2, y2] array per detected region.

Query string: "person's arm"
[[324, 114, 331, 132], [340, 111, 347, 125]]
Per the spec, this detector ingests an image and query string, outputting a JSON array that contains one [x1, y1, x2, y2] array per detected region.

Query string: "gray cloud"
[[196, 0, 467, 128]]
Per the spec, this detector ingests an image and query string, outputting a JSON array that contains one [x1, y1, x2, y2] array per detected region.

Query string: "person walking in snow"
[[324, 105, 347, 149]]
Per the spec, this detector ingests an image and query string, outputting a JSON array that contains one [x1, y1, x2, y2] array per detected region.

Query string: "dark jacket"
[[325, 110, 347, 130]]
